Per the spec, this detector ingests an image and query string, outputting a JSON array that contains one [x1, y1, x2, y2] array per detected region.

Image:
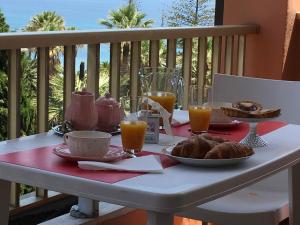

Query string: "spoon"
[[124, 150, 137, 158]]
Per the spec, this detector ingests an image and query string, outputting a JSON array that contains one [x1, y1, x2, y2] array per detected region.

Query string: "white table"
[[1, 125, 300, 225]]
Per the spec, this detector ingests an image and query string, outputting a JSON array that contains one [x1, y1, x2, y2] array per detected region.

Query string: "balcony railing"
[[0, 24, 259, 222]]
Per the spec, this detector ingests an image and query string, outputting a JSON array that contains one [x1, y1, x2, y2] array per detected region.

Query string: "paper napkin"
[[78, 155, 164, 173], [172, 110, 189, 127]]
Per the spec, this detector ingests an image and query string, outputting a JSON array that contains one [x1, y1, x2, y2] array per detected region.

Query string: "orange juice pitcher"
[[139, 67, 183, 126]]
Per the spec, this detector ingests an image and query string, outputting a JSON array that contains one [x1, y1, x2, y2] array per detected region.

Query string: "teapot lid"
[[96, 93, 119, 106]]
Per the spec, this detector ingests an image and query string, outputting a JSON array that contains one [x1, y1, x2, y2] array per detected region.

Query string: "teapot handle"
[[64, 134, 70, 145]]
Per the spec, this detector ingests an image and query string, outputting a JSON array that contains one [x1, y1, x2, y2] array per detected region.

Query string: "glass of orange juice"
[[120, 97, 149, 154], [188, 106, 212, 132], [188, 85, 212, 132], [120, 120, 147, 153]]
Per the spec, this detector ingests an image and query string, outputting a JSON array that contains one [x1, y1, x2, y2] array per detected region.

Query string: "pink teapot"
[[65, 91, 98, 130], [95, 93, 124, 132]]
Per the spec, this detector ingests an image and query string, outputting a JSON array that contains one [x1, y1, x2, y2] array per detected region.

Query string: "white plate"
[[209, 120, 242, 129], [231, 117, 277, 123], [163, 146, 253, 167], [51, 125, 121, 136]]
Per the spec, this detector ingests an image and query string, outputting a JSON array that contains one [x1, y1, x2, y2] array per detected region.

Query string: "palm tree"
[[99, 4, 154, 79], [0, 9, 9, 73], [24, 11, 65, 31], [23, 11, 77, 127], [99, 3, 154, 29], [23, 11, 67, 76]]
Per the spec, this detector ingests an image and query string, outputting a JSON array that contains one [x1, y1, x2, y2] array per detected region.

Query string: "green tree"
[[20, 53, 37, 136], [0, 9, 9, 140], [0, 9, 9, 32], [24, 11, 65, 31], [99, 3, 153, 29], [99, 3, 154, 97], [0, 71, 8, 140], [23, 11, 73, 76], [99, 3, 154, 64], [165, 0, 214, 27], [0, 9, 9, 73], [165, 0, 214, 88], [23, 11, 78, 127]]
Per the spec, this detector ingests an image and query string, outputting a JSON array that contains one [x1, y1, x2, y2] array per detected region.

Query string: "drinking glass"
[[139, 67, 183, 125], [188, 85, 212, 133], [120, 97, 149, 154]]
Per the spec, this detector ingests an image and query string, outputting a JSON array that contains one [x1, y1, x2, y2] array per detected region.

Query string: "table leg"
[[0, 179, 11, 225], [288, 163, 300, 225], [70, 197, 98, 218], [147, 211, 173, 225]]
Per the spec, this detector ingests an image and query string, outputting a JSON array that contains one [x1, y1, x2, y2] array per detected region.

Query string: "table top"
[[0, 124, 300, 213]]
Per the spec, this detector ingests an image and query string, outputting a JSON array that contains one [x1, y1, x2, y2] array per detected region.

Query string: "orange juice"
[[147, 91, 176, 114], [120, 120, 147, 152], [189, 106, 212, 132]]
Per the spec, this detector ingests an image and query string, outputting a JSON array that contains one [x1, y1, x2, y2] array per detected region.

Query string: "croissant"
[[171, 134, 253, 159], [200, 133, 229, 143], [204, 142, 254, 159], [172, 135, 211, 159], [171, 134, 228, 159]]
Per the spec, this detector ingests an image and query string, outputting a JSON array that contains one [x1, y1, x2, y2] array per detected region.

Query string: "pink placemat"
[[171, 121, 287, 142], [0, 145, 178, 184]]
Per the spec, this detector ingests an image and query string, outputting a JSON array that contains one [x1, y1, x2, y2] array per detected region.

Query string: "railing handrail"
[[0, 25, 259, 49]]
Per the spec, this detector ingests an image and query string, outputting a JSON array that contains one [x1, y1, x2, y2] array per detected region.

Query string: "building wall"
[[282, 13, 300, 80], [223, 0, 300, 80]]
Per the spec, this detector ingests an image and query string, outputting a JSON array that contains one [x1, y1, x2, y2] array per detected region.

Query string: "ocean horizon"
[[1, 0, 215, 69]]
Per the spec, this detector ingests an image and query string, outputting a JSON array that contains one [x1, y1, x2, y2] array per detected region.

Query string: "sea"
[[0, 0, 215, 69]]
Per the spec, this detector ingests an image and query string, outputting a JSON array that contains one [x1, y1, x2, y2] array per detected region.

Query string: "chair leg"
[[202, 221, 208, 225]]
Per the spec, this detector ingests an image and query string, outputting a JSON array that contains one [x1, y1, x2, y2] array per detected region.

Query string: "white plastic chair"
[[178, 74, 300, 225]]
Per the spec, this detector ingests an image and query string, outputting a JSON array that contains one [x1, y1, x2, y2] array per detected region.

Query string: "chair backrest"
[[212, 74, 300, 124]]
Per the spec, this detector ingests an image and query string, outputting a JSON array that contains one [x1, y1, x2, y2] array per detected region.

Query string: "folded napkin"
[[172, 110, 189, 127], [78, 155, 163, 173]]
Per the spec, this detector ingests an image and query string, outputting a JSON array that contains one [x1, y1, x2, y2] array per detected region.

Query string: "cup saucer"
[[53, 145, 126, 162]]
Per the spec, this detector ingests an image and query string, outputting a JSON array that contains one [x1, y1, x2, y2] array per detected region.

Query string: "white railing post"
[[87, 44, 100, 97], [110, 43, 121, 100], [36, 47, 50, 199], [8, 49, 21, 208], [182, 38, 192, 109], [197, 37, 208, 104], [63, 45, 76, 112], [237, 35, 246, 76], [130, 41, 141, 112]]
